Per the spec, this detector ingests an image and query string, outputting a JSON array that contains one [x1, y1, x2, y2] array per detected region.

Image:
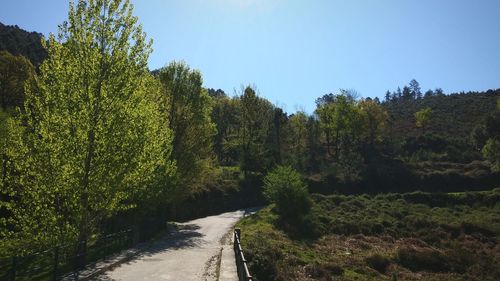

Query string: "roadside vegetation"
[[237, 188, 500, 281]]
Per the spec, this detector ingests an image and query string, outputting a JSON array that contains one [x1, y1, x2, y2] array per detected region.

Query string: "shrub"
[[306, 263, 344, 279], [263, 166, 311, 220], [365, 253, 391, 273], [397, 247, 450, 272], [482, 138, 500, 171]]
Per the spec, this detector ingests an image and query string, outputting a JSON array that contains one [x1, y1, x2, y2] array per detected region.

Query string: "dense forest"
[[0, 1, 499, 280], [0, 22, 47, 66]]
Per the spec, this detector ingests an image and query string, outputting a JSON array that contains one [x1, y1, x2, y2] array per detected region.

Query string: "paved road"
[[96, 209, 256, 281]]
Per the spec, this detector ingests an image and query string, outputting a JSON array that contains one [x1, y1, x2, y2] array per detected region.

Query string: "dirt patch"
[[202, 248, 223, 281]]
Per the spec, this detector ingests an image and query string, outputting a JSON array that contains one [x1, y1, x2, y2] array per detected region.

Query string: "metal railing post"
[[234, 228, 253, 281], [52, 246, 59, 281], [105, 234, 110, 258], [10, 256, 16, 281]]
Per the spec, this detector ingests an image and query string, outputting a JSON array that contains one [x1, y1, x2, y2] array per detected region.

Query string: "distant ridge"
[[0, 22, 47, 66], [384, 89, 500, 139]]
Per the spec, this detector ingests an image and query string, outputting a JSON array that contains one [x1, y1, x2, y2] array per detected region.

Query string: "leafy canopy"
[[2, 0, 175, 250]]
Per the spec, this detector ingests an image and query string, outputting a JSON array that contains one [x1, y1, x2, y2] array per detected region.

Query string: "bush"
[[397, 246, 450, 272], [263, 166, 311, 220], [365, 253, 390, 273], [306, 263, 344, 279], [482, 138, 500, 171]]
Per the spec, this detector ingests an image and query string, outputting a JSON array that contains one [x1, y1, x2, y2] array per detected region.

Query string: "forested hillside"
[[384, 86, 500, 140], [0, 22, 46, 66]]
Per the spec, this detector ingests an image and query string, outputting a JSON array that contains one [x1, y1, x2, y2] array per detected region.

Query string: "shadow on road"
[[92, 224, 204, 280], [93, 208, 262, 280], [144, 224, 203, 254], [138, 223, 204, 257], [98, 223, 204, 276]]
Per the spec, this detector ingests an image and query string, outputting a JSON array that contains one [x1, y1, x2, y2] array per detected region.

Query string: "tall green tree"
[[359, 98, 388, 148], [2, 0, 174, 257], [315, 97, 336, 156], [0, 51, 36, 110], [0, 109, 23, 195], [482, 98, 500, 170], [409, 79, 421, 99], [210, 90, 240, 165], [415, 107, 432, 134], [316, 91, 365, 181], [158, 61, 217, 204], [269, 107, 287, 165], [238, 86, 274, 175], [316, 91, 363, 158], [286, 111, 309, 171], [305, 115, 322, 172]]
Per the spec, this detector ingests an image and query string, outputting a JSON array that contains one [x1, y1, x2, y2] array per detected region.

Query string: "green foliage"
[[365, 253, 390, 273], [238, 86, 275, 174], [384, 89, 500, 140], [315, 91, 391, 182], [1, 1, 500, 272], [2, 0, 175, 253], [263, 166, 311, 220], [482, 138, 500, 170], [415, 107, 432, 134], [400, 134, 480, 163], [359, 98, 388, 146], [316, 91, 364, 156], [0, 50, 36, 109], [209, 90, 240, 165], [158, 61, 217, 202], [0, 109, 8, 155], [316, 91, 367, 180], [238, 189, 500, 281], [0, 22, 47, 66], [285, 111, 309, 171], [481, 106, 500, 170], [0, 110, 24, 209], [397, 247, 449, 272]]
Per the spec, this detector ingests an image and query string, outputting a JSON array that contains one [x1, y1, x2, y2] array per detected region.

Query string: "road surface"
[[96, 209, 256, 281]]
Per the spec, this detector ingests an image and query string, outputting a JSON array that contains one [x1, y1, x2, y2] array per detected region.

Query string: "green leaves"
[[238, 86, 274, 174], [415, 107, 432, 133], [158, 61, 217, 201], [263, 165, 311, 220], [482, 138, 500, 171], [1, 0, 174, 252], [0, 50, 36, 109]]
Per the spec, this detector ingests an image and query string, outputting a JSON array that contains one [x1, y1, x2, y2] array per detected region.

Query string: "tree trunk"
[[77, 128, 94, 268]]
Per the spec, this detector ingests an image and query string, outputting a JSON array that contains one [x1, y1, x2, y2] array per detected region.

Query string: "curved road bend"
[[95, 208, 257, 281]]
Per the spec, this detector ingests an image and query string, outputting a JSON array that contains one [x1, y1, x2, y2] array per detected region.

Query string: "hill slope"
[[0, 22, 47, 66], [384, 89, 500, 140]]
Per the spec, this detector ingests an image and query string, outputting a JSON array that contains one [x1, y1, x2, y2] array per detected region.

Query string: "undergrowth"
[[236, 188, 500, 281]]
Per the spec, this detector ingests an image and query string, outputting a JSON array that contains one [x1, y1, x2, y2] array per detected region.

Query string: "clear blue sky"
[[1, 0, 500, 113]]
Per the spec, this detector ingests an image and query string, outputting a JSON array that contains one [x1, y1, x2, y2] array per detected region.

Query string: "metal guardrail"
[[233, 228, 253, 281]]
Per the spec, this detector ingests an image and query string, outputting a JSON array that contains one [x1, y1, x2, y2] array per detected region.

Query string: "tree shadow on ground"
[[136, 223, 204, 257], [92, 223, 204, 281]]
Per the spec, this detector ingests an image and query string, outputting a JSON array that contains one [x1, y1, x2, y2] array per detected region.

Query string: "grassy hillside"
[[237, 189, 500, 281]]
